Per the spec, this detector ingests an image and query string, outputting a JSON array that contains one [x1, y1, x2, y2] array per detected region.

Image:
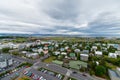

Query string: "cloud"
[[0, 0, 120, 36]]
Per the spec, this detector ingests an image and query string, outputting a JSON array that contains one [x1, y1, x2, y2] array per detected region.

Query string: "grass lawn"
[[69, 61, 87, 70], [17, 76, 31, 80], [43, 56, 56, 63], [52, 60, 63, 65]]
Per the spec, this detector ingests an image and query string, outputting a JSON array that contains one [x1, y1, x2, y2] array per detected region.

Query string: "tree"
[[1, 47, 10, 53], [95, 65, 106, 77]]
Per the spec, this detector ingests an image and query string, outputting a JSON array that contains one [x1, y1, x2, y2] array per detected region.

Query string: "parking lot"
[[39, 68, 64, 80], [0, 59, 22, 74], [23, 67, 64, 80]]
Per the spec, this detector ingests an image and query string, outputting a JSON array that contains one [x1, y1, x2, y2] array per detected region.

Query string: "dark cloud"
[[0, 0, 120, 36]]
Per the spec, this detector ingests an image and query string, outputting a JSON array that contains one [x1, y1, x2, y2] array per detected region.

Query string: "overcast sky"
[[0, 0, 120, 36]]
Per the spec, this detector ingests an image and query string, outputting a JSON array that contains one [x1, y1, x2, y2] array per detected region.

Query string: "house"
[[18, 44, 26, 50], [55, 44, 59, 48], [36, 40, 41, 45], [54, 51, 60, 55], [108, 69, 120, 80], [82, 50, 89, 54], [115, 51, 120, 56], [107, 44, 115, 48], [38, 48, 43, 53], [91, 46, 97, 51], [109, 53, 117, 58], [65, 46, 69, 50], [60, 48, 65, 52], [67, 48, 71, 53], [69, 53, 76, 60], [80, 54, 89, 61], [74, 49, 80, 53], [32, 48, 38, 52], [43, 47, 48, 50], [26, 53, 39, 59], [0, 54, 13, 68], [61, 52, 67, 55], [95, 51, 102, 56], [21, 51, 28, 54], [43, 50, 48, 55]]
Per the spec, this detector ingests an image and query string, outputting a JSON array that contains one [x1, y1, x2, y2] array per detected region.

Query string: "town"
[[0, 36, 120, 80]]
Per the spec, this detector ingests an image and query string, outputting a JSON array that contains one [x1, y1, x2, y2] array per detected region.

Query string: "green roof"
[[52, 60, 63, 65], [69, 53, 75, 57], [69, 61, 87, 69]]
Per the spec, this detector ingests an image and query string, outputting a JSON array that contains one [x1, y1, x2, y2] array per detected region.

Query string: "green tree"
[[95, 65, 106, 77], [1, 47, 10, 53]]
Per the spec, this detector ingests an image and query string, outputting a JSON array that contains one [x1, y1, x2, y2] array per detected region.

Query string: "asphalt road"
[[34, 62, 93, 80], [1, 67, 25, 80], [12, 56, 95, 80]]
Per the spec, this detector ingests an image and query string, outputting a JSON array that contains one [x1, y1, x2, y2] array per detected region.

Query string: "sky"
[[0, 0, 120, 36]]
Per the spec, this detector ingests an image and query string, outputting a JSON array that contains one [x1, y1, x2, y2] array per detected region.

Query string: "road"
[[1, 67, 25, 80], [34, 61, 93, 80], [12, 56, 95, 80]]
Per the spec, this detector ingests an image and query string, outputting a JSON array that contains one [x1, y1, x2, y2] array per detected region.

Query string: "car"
[[23, 71, 28, 75], [26, 72, 32, 77], [32, 74, 39, 80], [82, 73, 87, 77], [56, 74, 63, 80], [39, 76, 46, 80], [43, 70, 47, 73], [30, 73, 34, 78], [40, 68, 45, 72], [72, 71, 77, 74], [47, 71, 55, 76]]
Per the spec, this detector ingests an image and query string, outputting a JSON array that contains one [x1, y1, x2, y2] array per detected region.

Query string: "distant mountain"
[[0, 33, 120, 38]]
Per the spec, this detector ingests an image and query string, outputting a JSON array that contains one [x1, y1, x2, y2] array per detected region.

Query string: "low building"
[[61, 52, 67, 55], [108, 69, 120, 80], [109, 53, 117, 58], [54, 51, 60, 55], [69, 53, 76, 60], [0, 54, 13, 68], [91, 46, 97, 51], [74, 49, 80, 53], [26, 53, 39, 59], [80, 54, 89, 61], [82, 50, 89, 54], [95, 51, 102, 56], [115, 51, 120, 56]]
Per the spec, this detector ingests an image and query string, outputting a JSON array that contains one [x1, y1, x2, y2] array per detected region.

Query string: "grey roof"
[[82, 50, 89, 54], [109, 69, 120, 78], [0, 54, 12, 62]]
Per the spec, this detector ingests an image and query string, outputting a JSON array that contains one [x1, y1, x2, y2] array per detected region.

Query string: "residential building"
[[0, 54, 13, 68], [80, 54, 89, 61], [95, 51, 102, 56], [109, 53, 117, 58], [108, 69, 120, 80]]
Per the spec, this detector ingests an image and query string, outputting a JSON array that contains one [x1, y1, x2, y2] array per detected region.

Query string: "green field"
[[43, 56, 56, 63]]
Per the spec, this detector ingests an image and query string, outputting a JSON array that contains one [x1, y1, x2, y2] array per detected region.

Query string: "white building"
[[26, 53, 39, 59], [115, 51, 120, 56], [74, 49, 80, 53], [61, 52, 67, 55], [0, 54, 13, 68], [91, 46, 97, 51], [80, 54, 89, 61], [95, 51, 102, 56], [109, 53, 117, 58], [54, 51, 60, 55]]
